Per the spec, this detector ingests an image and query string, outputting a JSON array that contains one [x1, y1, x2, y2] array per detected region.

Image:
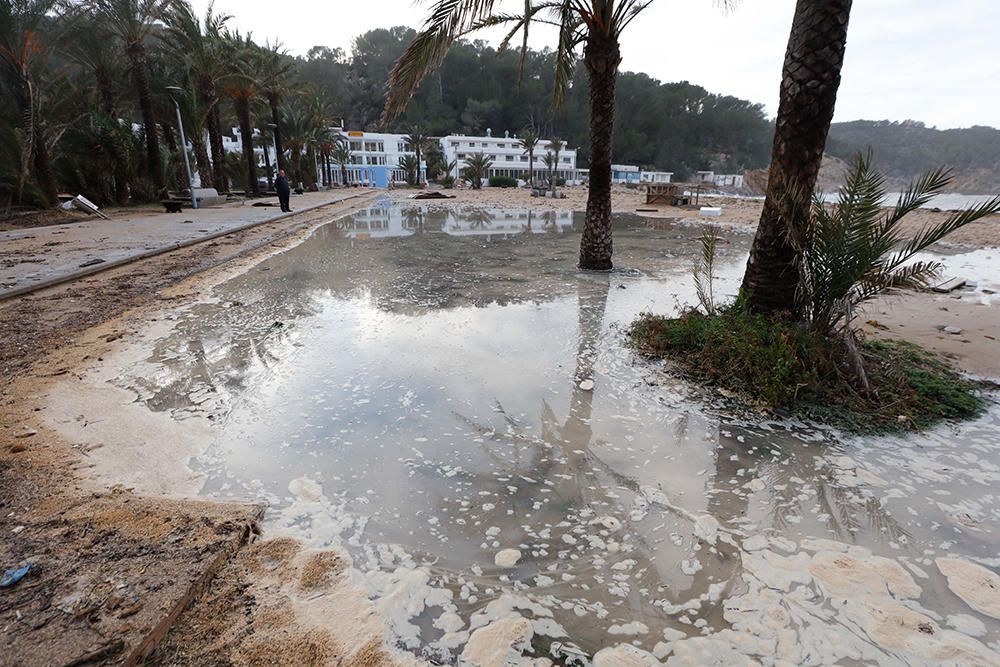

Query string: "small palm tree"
[[398, 154, 419, 185], [517, 127, 539, 187], [463, 152, 492, 189], [800, 154, 1000, 339]]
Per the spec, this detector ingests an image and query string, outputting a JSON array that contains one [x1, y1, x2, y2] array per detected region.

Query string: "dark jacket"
[[275, 174, 290, 195]]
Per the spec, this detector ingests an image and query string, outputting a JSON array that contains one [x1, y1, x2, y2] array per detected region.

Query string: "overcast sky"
[[191, 0, 998, 130]]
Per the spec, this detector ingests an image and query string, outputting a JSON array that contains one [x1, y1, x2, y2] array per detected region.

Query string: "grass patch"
[[628, 301, 987, 433]]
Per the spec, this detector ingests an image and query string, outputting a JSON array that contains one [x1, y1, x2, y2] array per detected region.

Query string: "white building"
[[334, 129, 426, 185], [639, 171, 673, 184], [440, 129, 581, 186], [696, 171, 744, 188], [611, 164, 641, 185]]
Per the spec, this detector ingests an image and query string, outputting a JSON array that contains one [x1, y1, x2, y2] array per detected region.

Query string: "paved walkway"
[[0, 191, 371, 299]]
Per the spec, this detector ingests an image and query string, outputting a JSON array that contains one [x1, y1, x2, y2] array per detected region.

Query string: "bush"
[[488, 175, 518, 188], [556, 178, 566, 187], [628, 300, 985, 433], [437, 175, 455, 188]]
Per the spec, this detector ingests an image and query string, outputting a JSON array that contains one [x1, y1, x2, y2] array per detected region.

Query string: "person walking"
[[275, 169, 291, 212]]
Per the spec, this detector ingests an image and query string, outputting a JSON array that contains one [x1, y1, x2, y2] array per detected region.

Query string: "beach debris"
[[461, 616, 534, 667], [411, 191, 455, 200], [78, 258, 105, 268], [942, 325, 963, 335], [698, 207, 722, 217], [62, 194, 109, 219], [936, 558, 1000, 619], [578, 379, 595, 391], [1, 563, 34, 588], [15, 428, 37, 438], [932, 277, 966, 293], [494, 549, 521, 568]]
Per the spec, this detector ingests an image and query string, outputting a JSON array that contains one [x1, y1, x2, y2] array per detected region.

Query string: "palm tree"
[[255, 40, 295, 171], [516, 126, 539, 187], [542, 152, 556, 191], [0, 0, 61, 206], [398, 154, 419, 185], [740, 0, 854, 315], [463, 152, 492, 189], [381, 1, 718, 270], [88, 0, 174, 193], [281, 102, 309, 189], [331, 136, 351, 186], [547, 136, 564, 194], [163, 0, 232, 191], [404, 125, 429, 185], [222, 29, 260, 195]]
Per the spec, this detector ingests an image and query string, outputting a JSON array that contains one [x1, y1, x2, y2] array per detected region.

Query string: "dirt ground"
[[2, 186, 998, 665], [0, 194, 386, 665]]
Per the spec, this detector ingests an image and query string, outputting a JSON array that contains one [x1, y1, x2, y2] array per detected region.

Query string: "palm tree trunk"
[[127, 43, 164, 192], [740, 0, 853, 315], [579, 32, 620, 271], [192, 134, 212, 189], [32, 123, 59, 207], [235, 99, 259, 195], [528, 148, 533, 187], [208, 104, 227, 192], [269, 95, 283, 170]]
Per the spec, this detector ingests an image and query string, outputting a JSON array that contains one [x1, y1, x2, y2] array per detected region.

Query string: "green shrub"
[[628, 301, 985, 433], [488, 175, 518, 188], [556, 177, 566, 187]]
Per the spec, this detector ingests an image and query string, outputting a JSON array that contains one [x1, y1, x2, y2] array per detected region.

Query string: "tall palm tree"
[[281, 102, 309, 188], [255, 40, 295, 171], [163, 0, 232, 191], [404, 125, 429, 185], [381, 1, 719, 270], [331, 135, 352, 186], [222, 29, 260, 195], [547, 136, 564, 194], [0, 0, 61, 206], [88, 0, 174, 193], [516, 126, 539, 187], [740, 0, 854, 315]]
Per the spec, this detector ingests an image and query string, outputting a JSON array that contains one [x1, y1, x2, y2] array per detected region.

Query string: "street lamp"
[[165, 86, 198, 210]]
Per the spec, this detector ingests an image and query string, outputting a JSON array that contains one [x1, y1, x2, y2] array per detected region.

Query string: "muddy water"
[[114, 205, 1000, 664]]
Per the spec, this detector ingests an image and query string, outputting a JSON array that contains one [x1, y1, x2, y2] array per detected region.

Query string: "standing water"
[[106, 205, 1000, 664]]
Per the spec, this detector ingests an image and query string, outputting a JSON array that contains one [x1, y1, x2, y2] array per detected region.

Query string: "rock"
[[461, 616, 534, 667], [494, 549, 521, 568], [943, 325, 963, 335], [578, 379, 595, 391], [936, 557, 1000, 620], [15, 429, 37, 439]]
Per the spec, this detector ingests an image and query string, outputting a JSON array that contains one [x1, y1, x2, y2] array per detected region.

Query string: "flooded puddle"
[[67, 205, 1000, 663]]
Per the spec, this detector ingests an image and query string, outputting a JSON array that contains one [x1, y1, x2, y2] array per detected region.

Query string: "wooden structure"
[[645, 182, 702, 207]]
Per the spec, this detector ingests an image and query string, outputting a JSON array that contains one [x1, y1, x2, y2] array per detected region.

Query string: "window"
[[451, 141, 459, 148], [457, 153, 466, 159], [364, 141, 383, 152], [505, 155, 514, 161], [562, 157, 571, 163]]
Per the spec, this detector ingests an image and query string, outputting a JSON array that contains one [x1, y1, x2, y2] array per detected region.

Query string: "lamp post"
[[165, 86, 197, 210]]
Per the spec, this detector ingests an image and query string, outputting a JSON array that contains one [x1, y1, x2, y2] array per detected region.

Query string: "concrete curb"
[[0, 192, 371, 302]]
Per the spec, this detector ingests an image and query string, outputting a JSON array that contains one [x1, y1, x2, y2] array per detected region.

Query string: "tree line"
[[1, 2, 775, 211]]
